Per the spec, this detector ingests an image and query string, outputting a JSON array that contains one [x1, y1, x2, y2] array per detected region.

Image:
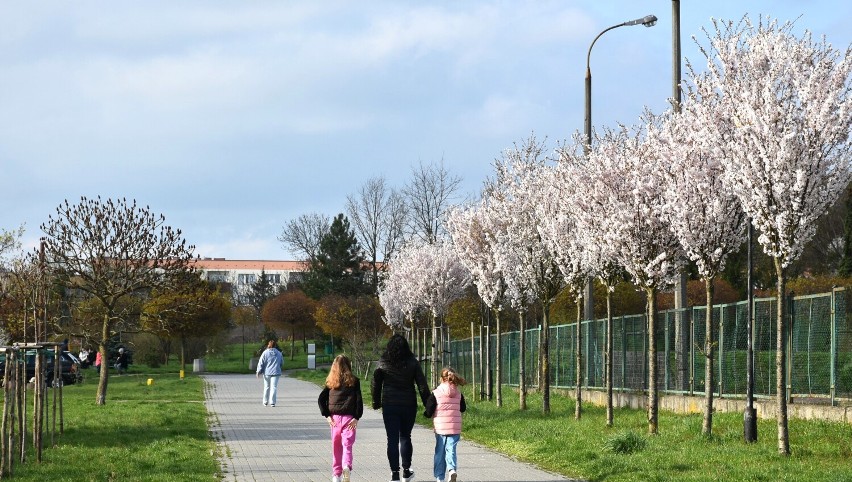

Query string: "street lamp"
[[745, 220, 758, 442], [582, 13, 658, 321]]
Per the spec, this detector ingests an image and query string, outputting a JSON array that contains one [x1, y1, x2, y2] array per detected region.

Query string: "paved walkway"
[[203, 373, 576, 482]]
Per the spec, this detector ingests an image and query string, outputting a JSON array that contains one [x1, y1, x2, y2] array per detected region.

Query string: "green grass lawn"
[[291, 368, 852, 482], [9, 372, 217, 481]]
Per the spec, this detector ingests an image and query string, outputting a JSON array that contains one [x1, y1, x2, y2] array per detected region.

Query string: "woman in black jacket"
[[319, 355, 363, 482], [371, 334, 430, 482]]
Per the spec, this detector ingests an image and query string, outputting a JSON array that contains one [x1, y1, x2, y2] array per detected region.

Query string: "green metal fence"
[[444, 288, 852, 404]]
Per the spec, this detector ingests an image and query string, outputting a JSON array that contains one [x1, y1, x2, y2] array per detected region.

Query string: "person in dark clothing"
[[371, 334, 430, 482], [115, 347, 129, 375], [318, 355, 363, 482]]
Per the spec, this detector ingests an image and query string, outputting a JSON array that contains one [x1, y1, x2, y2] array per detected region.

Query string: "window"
[[237, 274, 256, 285], [207, 271, 228, 282]]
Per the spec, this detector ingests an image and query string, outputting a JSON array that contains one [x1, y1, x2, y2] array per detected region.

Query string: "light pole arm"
[[583, 14, 656, 154]]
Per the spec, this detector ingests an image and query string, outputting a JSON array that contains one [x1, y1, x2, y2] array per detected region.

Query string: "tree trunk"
[[495, 308, 502, 408], [575, 296, 583, 420], [606, 290, 613, 427], [470, 321, 477, 402], [519, 309, 527, 411], [702, 277, 715, 436], [180, 336, 186, 372], [96, 313, 110, 406], [775, 258, 790, 455], [541, 300, 551, 415], [431, 312, 438, 388], [646, 286, 658, 435]]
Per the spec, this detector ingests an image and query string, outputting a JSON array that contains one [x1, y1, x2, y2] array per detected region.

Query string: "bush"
[[131, 333, 165, 368], [603, 431, 647, 455]]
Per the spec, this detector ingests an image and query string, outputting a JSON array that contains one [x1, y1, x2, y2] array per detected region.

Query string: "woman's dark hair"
[[381, 334, 413, 367]]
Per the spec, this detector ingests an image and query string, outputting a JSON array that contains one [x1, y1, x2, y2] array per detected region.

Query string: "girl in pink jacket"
[[424, 367, 467, 482]]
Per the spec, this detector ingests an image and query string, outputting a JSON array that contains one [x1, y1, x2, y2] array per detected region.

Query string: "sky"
[[2, 1, 850, 261]]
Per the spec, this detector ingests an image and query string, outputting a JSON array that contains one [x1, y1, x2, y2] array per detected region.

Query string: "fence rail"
[[439, 288, 852, 405]]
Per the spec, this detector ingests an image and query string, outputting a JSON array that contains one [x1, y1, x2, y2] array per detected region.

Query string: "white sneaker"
[[332, 476, 341, 482], [342, 466, 351, 482], [449, 469, 457, 482], [436, 478, 444, 482], [402, 469, 415, 482]]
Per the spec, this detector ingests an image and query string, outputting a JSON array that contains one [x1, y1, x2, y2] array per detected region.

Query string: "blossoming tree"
[[553, 136, 625, 426], [534, 151, 591, 420], [446, 201, 510, 406], [486, 135, 563, 414], [692, 16, 852, 454], [378, 241, 471, 386], [583, 123, 683, 434], [653, 106, 747, 436]]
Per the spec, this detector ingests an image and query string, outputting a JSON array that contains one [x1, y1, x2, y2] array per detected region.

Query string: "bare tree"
[[41, 196, 196, 405], [346, 176, 408, 291], [403, 160, 462, 244], [278, 213, 331, 263]]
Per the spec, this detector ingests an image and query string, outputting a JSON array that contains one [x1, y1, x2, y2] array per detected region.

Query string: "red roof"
[[190, 259, 307, 271]]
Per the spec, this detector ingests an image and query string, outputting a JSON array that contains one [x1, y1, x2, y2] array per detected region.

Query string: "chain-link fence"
[[442, 287, 852, 404]]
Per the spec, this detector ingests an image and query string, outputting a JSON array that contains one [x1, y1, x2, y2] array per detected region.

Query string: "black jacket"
[[370, 356, 430, 410], [318, 379, 364, 419]]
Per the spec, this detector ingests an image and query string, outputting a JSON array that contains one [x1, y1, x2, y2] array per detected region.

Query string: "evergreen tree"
[[303, 214, 367, 298], [247, 269, 276, 314]]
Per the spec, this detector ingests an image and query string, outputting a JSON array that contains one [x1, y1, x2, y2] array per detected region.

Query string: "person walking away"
[[115, 347, 129, 375], [318, 355, 363, 482], [424, 367, 467, 482], [256, 340, 284, 407], [371, 334, 430, 482], [94, 350, 102, 371]]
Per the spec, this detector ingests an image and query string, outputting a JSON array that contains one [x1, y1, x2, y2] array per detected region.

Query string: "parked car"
[[0, 349, 83, 387]]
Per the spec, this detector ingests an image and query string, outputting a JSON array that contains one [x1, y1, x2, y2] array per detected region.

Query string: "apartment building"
[[191, 258, 307, 304]]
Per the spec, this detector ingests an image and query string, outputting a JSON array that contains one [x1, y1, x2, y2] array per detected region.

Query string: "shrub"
[[131, 333, 165, 368], [603, 431, 647, 455]]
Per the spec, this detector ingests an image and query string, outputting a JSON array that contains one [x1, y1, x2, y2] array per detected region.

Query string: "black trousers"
[[381, 404, 417, 472]]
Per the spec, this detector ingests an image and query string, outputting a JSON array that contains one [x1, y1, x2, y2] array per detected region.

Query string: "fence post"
[[621, 315, 627, 390], [831, 288, 838, 406], [787, 292, 795, 404], [719, 306, 725, 398], [664, 311, 670, 392], [690, 307, 695, 396]]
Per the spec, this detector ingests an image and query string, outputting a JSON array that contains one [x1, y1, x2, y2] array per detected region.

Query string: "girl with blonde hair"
[[424, 367, 467, 482], [318, 355, 363, 482]]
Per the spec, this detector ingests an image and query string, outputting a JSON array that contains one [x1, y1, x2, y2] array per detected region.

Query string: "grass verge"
[[8, 373, 218, 481]]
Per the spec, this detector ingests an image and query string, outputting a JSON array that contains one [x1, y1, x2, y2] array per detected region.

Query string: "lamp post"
[[583, 14, 658, 321], [744, 220, 758, 441]]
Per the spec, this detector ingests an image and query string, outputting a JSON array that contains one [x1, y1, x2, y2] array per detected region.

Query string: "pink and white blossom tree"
[[534, 152, 591, 420], [582, 122, 683, 435], [378, 241, 471, 386], [554, 136, 625, 426], [446, 201, 510, 406], [653, 106, 747, 436], [486, 135, 563, 415], [691, 16, 852, 454]]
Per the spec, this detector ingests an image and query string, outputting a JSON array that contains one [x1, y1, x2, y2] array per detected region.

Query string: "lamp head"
[[623, 14, 658, 27]]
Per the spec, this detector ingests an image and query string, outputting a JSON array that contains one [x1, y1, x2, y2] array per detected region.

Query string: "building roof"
[[190, 258, 307, 271]]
